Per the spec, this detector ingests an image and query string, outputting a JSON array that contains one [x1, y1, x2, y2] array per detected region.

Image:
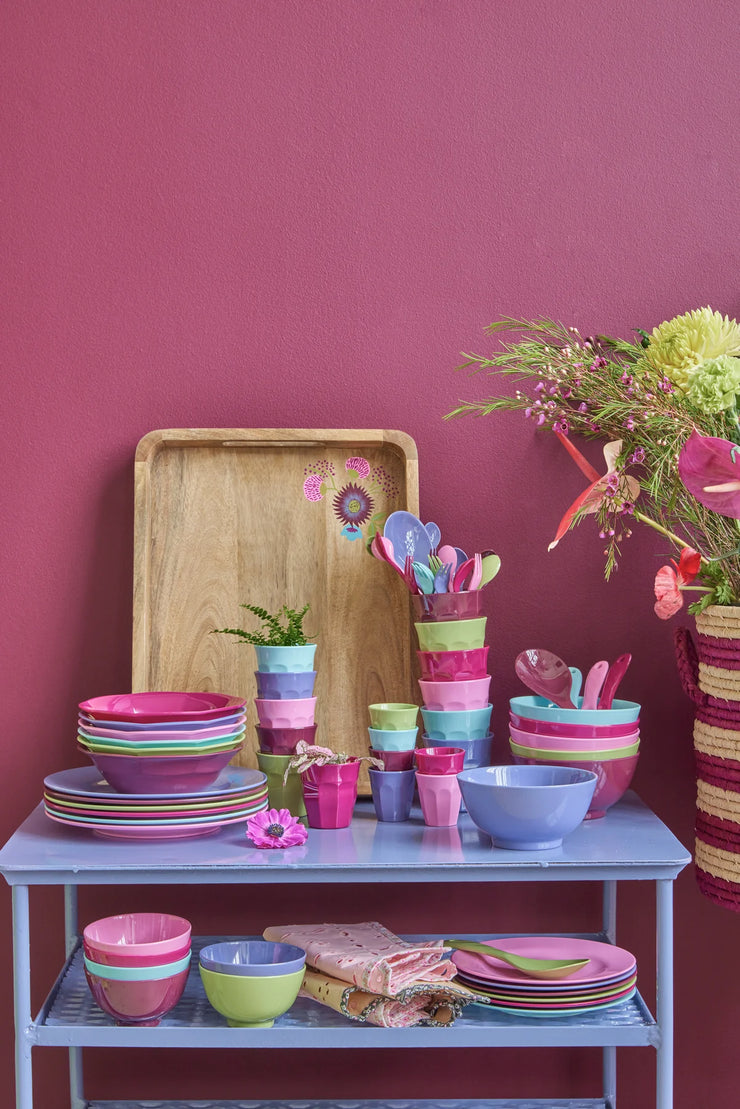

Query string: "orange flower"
[[653, 548, 702, 619]]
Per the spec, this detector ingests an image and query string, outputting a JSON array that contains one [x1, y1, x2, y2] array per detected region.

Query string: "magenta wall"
[[2, 1, 739, 1105]]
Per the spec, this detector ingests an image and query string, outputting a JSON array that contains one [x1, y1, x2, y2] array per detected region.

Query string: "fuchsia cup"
[[369, 747, 416, 771], [256, 723, 318, 755], [418, 676, 491, 711], [301, 760, 360, 828], [412, 591, 482, 622], [511, 751, 640, 820], [414, 746, 465, 775], [255, 697, 317, 729], [417, 647, 490, 682]]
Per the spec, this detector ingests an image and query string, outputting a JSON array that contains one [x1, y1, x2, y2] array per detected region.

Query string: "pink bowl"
[[509, 711, 640, 739], [418, 676, 491, 711], [254, 697, 316, 729], [509, 723, 640, 752], [417, 647, 490, 682], [414, 746, 465, 775], [510, 751, 640, 819], [81, 746, 241, 794], [85, 966, 189, 1025], [256, 723, 318, 755], [369, 747, 416, 771], [79, 691, 247, 723], [83, 913, 192, 957], [84, 939, 192, 967]]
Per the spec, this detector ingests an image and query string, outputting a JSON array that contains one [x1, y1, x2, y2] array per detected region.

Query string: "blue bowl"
[[420, 704, 492, 742], [367, 726, 419, 752], [199, 941, 306, 977], [255, 671, 317, 700], [509, 695, 640, 726], [422, 732, 492, 769], [457, 764, 597, 850]]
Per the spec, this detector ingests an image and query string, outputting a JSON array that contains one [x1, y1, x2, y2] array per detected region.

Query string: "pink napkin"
[[262, 921, 457, 995]]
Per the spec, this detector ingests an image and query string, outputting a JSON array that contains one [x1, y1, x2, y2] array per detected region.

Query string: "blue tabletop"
[[0, 793, 690, 886]]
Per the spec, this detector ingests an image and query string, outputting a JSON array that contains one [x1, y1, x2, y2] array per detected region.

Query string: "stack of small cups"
[[254, 642, 318, 822], [413, 590, 493, 816], [367, 701, 419, 822]]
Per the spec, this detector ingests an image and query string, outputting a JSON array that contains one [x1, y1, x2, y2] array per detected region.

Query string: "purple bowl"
[[254, 671, 317, 700], [411, 591, 483, 622], [256, 723, 318, 755], [417, 647, 490, 682], [82, 746, 241, 794], [510, 751, 640, 819]]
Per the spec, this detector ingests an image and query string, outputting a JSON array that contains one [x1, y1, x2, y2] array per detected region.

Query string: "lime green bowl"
[[199, 964, 305, 1027]]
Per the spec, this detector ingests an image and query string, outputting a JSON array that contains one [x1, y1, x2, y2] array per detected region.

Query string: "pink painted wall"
[[2, 1, 738, 1104]]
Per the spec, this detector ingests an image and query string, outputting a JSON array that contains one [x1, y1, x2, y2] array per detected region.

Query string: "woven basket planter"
[[675, 605, 740, 911]]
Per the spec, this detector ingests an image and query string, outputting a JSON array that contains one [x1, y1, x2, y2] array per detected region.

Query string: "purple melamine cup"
[[368, 768, 416, 822]]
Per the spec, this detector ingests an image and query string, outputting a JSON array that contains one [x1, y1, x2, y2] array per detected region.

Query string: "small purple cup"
[[369, 768, 416, 822], [254, 671, 317, 700]]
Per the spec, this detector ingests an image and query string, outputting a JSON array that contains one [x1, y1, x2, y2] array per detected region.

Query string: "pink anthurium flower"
[[678, 429, 740, 518], [548, 432, 640, 550], [653, 547, 702, 619]]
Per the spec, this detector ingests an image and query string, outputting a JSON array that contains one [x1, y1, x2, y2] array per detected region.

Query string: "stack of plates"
[[451, 937, 637, 1017], [43, 766, 268, 840]]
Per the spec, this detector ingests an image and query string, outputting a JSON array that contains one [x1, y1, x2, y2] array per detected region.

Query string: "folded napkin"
[[262, 921, 457, 995], [299, 967, 477, 1027]]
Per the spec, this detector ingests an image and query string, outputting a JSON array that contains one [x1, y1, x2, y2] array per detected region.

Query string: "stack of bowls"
[[413, 593, 492, 773], [368, 702, 420, 766], [78, 692, 248, 794], [82, 912, 192, 1025], [199, 940, 306, 1028], [508, 695, 641, 819], [254, 644, 317, 818]]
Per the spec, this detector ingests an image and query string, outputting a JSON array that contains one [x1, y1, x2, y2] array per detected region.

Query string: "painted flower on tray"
[[302, 455, 398, 542], [654, 547, 702, 619], [246, 808, 308, 849]]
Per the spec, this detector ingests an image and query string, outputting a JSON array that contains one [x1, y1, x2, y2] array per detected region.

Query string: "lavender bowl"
[[81, 746, 241, 794]]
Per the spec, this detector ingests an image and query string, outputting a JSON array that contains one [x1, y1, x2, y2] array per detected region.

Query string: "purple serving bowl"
[[256, 723, 318, 755], [254, 671, 317, 700], [81, 746, 242, 794], [417, 647, 490, 682]]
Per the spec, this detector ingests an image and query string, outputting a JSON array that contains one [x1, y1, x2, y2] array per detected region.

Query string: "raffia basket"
[[675, 605, 740, 910]]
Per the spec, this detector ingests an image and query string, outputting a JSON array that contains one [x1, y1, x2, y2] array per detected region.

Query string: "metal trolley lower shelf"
[[78, 1100, 618, 1108]]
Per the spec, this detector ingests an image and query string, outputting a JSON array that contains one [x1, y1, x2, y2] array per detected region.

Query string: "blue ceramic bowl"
[[199, 940, 306, 978], [508, 695, 640, 727], [457, 764, 597, 850], [420, 704, 492, 742], [255, 671, 317, 700], [254, 644, 317, 673], [367, 726, 419, 752]]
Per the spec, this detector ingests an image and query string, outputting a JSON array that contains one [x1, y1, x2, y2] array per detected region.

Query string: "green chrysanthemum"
[[642, 307, 740, 390], [687, 356, 740, 414]]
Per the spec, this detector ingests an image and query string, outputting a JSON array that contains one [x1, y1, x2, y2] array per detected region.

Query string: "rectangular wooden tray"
[[133, 429, 419, 792]]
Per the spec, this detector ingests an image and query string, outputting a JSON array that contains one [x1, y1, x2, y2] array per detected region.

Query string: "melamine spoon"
[[598, 653, 633, 709], [514, 649, 576, 709], [581, 660, 609, 711], [444, 938, 589, 981]]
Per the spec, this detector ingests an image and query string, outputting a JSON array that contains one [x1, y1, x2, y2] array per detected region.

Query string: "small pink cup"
[[255, 697, 316, 729], [414, 746, 465, 775], [418, 676, 491, 711], [417, 647, 490, 682], [369, 747, 416, 772], [416, 771, 462, 826]]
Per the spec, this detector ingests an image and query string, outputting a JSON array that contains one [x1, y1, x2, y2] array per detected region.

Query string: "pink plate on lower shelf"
[[450, 936, 636, 986]]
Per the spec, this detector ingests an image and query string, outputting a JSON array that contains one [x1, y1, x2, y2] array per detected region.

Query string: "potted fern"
[[214, 603, 316, 676]]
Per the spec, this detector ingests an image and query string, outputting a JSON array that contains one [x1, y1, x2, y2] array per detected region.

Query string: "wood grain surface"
[[133, 429, 419, 792]]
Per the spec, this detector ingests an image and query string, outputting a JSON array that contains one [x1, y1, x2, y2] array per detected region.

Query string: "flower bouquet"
[[447, 307, 740, 619]]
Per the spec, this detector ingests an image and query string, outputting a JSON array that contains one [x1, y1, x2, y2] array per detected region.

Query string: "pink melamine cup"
[[416, 771, 462, 826], [418, 676, 491, 712], [417, 647, 490, 682], [254, 697, 317, 729], [414, 746, 465, 775]]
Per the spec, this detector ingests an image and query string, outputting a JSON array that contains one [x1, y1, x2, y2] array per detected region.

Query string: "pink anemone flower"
[[548, 432, 640, 550], [678, 430, 740, 518], [246, 808, 308, 849], [345, 456, 371, 479], [653, 548, 702, 619]]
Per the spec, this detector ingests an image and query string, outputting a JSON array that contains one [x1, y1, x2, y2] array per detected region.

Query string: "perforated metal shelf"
[[82, 1101, 613, 1109]]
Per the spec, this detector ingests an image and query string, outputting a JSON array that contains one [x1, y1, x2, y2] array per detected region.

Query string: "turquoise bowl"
[[509, 695, 640, 727]]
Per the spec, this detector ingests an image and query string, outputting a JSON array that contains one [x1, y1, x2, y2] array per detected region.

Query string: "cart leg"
[[656, 879, 674, 1109], [63, 885, 86, 1108], [602, 880, 618, 1106], [12, 886, 33, 1109]]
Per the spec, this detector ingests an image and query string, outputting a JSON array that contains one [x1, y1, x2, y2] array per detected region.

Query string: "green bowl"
[[414, 618, 487, 652], [509, 738, 640, 762], [199, 964, 305, 1027]]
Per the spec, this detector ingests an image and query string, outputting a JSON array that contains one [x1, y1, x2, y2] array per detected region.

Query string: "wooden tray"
[[133, 429, 419, 793]]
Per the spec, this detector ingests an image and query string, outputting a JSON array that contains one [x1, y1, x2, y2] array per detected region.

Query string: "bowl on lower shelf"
[[199, 963, 306, 1027], [457, 764, 597, 850], [83, 912, 192, 963], [84, 963, 190, 1025]]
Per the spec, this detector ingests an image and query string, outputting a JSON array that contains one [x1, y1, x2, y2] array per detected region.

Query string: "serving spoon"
[[514, 649, 576, 709], [444, 938, 590, 981]]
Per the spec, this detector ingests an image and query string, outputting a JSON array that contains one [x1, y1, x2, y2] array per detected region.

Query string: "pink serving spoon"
[[581, 660, 609, 710], [598, 653, 633, 709], [514, 649, 576, 709]]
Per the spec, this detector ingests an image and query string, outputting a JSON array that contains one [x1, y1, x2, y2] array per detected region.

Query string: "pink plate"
[[509, 711, 640, 739], [44, 801, 267, 839], [450, 936, 636, 986], [78, 721, 248, 742], [79, 691, 247, 723], [44, 786, 266, 814], [456, 969, 637, 998]]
